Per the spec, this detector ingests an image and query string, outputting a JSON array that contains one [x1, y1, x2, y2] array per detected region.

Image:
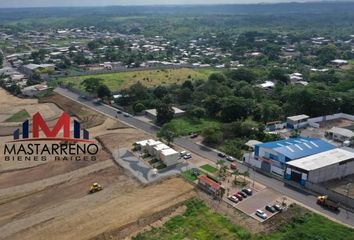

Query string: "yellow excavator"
[[89, 183, 103, 194]]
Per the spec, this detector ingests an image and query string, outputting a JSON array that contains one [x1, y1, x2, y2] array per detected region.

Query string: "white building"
[[145, 107, 185, 120], [286, 114, 309, 129], [160, 148, 180, 166], [326, 127, 354, 143], [285, 148, 354, 185], [153, 143, 170, 159]]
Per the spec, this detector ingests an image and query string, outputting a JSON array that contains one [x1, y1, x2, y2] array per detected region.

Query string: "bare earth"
[[0, 91, 195, 240]]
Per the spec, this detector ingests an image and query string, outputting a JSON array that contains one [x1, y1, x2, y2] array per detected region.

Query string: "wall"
[[305, 181, 354, 210], [308, 159, 354, 183], [308, 113, 354, 124]]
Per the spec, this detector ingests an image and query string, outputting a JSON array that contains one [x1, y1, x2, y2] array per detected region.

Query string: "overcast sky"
[[0, 0, 327, 8]]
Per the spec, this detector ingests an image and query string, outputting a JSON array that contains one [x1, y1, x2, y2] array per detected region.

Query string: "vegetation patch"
[[200, 164, 218, 174], [133, 198, 251, 240], [59, 68, 212, 92], [4, 109, 30, 122], [181, 169, 199, 182]]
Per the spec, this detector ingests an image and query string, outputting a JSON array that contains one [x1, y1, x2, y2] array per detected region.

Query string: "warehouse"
[[285, 148, 354, 185], [251, 137, 336, 175], [326, 127, 354, 143]]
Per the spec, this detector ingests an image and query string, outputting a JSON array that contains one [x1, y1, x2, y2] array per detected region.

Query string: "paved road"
[[54, 87, 354, 227]]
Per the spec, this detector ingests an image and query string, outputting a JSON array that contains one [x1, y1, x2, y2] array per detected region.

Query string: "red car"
[[234, 193, 243, 201], [230, 163, 237, 170]]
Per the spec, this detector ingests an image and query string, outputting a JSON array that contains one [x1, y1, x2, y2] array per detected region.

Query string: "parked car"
[[180, 151, 187, 157], [218, 152, 226, 158], [234, 193, 243, 201], [256, 209, 268, 219], [228, 195, 239, 203], [226, 156, 235, 162], [230, 163, 237, 170], [265, 205, 276, 213], [273, 204, 282, 212], [116, 110, 122, 114], [183, 153, 192, 159], [238, 191, 248, 198], [242, 188, 253, 196], [79, 95, 88, 100], [190, 133, 198, 138], [123, 113, 130, 117]]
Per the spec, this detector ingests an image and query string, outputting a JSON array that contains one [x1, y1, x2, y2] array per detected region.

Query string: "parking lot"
[[224, 186, 284, 222]]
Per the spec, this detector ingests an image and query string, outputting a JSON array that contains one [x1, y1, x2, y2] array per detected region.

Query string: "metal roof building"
[[255, 137, 336, 161], [253, 137, 336, 176], [285, 148, 354, 185]]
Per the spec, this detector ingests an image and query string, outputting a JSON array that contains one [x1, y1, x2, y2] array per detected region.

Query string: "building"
[[326, 127, 354, 143], [20, 64, 55, 76], [285, 148, 354, 185], [250, 137, 336, 175], [160, 148, 180, 166], [286, 114, 309, 129], [197, 175, 223, 195], [152, 143, 170, 159], [145, 107, 185, 120]]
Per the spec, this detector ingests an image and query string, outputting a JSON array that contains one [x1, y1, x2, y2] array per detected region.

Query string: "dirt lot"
[[39, 93, 106, 129], [319, 118, 354, 129], [0, 91, 196, 240], [324, 174, 354, 199]]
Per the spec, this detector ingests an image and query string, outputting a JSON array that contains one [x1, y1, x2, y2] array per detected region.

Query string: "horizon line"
[[0, 1, 353, 10]]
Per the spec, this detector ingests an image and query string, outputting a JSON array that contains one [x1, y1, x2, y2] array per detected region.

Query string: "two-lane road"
[[54, 87, 354, 228]]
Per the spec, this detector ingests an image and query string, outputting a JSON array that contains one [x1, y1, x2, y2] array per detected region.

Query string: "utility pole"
[[346, 182, 351, 219]]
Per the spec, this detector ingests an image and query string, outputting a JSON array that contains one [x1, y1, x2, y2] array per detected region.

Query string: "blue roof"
[[255, 137, 336, 160]]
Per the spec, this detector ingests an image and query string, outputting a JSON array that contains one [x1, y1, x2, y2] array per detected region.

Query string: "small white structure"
[[286, 114, 309, 129], [146, 140, 162, 155], [326, 127, 354, 143], [145, 107, 185, 120], [331, 59, 348, 66], [153, 143, 170, 159], [285, 148, 354, 184], [160, 148, 180, 166], [258, 81, 275, 89]]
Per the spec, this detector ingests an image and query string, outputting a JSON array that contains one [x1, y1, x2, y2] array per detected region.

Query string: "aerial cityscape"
[[1, 1, 354, 240]]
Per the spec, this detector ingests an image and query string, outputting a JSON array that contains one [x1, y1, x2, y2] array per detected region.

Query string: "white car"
[[255, 209, 268, 219], [183, 153, 192, 159], [228, 195, 239, 203]]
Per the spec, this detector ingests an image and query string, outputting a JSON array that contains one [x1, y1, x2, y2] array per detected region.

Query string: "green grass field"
[[200, 164, 218, 174], [133, 199, 251, 240], [59, 68, 216, 92], [4, 109, 30, 122], [181, 169, 199, 182], [133, 199, 354, 240], [164, 117, 221, 136]]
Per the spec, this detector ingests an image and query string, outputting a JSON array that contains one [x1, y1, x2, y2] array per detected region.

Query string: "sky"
[[0, 0, 327, 8]]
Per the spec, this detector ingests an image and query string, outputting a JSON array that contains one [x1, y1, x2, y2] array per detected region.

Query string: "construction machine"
[[89, 183, 103, 194]]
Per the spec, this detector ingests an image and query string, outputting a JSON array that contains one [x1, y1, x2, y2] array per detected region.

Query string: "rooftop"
[[198, 175, 221, 190], [287, 114, 310, 122], [287, 148, 354, 171], [256, 137, 336, 160], [328, 127, 354, 138]]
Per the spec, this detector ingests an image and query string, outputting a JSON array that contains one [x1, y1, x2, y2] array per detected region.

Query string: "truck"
[[317, 195, 340, 211]]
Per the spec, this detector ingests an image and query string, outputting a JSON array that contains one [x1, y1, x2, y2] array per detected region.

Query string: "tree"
[[268, 68, 289, 84], [133, 102, 146, 113], [188, 107, 206, 120], [156, 103, 174, 125], [202, 126, 223, 146], [81, 78, 102, 93], [226, 68, 256, 83], [0, 51, 3, 68], [96, 84, 111, 100], [158, 127, 177, 146]]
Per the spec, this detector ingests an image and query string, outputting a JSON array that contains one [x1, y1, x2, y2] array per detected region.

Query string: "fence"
[[305, 181, 354, 210], [308, 113, 354, 125]]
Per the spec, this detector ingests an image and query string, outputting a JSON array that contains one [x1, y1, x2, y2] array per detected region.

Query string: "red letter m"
[[32, 112, 70, 138]]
